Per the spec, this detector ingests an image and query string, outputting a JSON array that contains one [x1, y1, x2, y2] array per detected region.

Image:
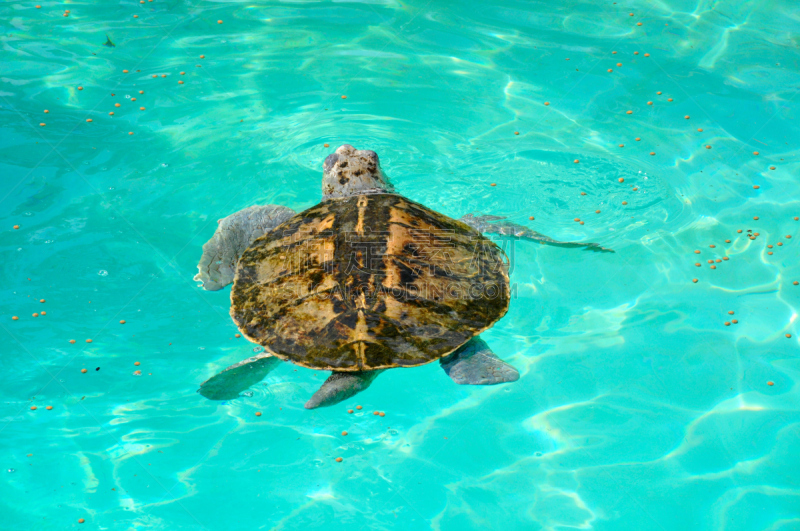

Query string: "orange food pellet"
[[69, 339, 75, 344], [725, 239, 731, 243], [129, 132, 133, 135], [30, 406, 37, 410], [86, 119, 92, 122], [626, 110, 633, 114], [39, 123, 45, 126], [139, 107, 145, 110], [341, 431, 348, 436], [514, 131, 519, 135], [754, 216, 759, 220], [161, 74, 166, 78], [706, 145, 712, 149], [373, 411, 379, 415], [81, 368, 87, 373], [732, 319, 738, 324], [607, 69, 613, 73], [86, 339, 92, 343], [13, 225, 19, 229], [770, 166, 776, 170], [324, 143, 330, 147], [667, 98, 673, 101], [753, 185, 760, 189], [133, 370, 141, 375], [684, 115, 690, 119], [692, 278, 698, 283], [32, 313, 38, 317], [710, 244, 716, 248], [178, 81, 184, 84], [580, 192, 586, 195], [36, 4, 41, 7], [616, 63, 622, 67], [647, 101, 653, 105], [794, 281, 799, 285], [622, 201, 627, 205], [618, 178, 624, 183], [595, 210, 601, 214], [635, 137, 641, 141], [725, 322, 730, 326], [78, 519, 85, 524], [619, 144, 625, 147], [133, 15, 138, 18], [347, 409, 353, 413], [710, 265, 717, 269], [134, 361, 140, 366], [356, 405, 362, 410], [235, 333, 241, 338], [109, 112, 114, 116], [574, 159, 579, 164], [574, 218, 581, 222], [180, 72, 185, 76], [123, 70, 129, 73], [787, 334, 793, 338], [697, 128, 703, 132], [379, 412, 385, 417], [335, 457, 343, 462], [768, 381, 774, 386], [787, 235, 792, 239], [217, 19, 223, 23], [795, 217, 799, 221], [650, 152, 655, 156], [544, 102, 550, 106], [45, 406, 52, 410], [728, 311, 734, 315], [637, 22, 642, 26], [694, 250, 700, 254], [341, 95, 347, 99], [644, 53, 650, 57], [115, 103, 121, 107], [634, 52, 639, 55], [255, 412, 262, 417], [695, 263, 701, 267], [753, 151, 759, 156], [490, 183, 496, 187], [657, 91, 662, 95]]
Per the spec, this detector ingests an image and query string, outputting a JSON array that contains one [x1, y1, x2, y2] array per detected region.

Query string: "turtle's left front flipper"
[[460, 213, 614, 253], [305, 370, 385, 409], [198, 353, 282, 400], [440, 336, 519, 385], [195, 204, 296, 291]]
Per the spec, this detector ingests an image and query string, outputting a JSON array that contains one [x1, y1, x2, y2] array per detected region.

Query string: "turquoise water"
[[2, 0, 800, 529]]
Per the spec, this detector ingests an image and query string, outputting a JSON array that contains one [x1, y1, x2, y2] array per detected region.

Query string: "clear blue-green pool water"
[[2, 1, 800, 529]]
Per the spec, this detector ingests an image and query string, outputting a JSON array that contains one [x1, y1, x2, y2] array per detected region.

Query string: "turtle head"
[[322, 144, 394, 200]]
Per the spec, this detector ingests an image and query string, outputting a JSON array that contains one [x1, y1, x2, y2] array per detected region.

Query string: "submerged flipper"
[[198, 353, 282, 400], [440, 336, 519, 385], [305, 370, 384, 409], [460, 213, 614, 253], [195, 204, 295, 290]]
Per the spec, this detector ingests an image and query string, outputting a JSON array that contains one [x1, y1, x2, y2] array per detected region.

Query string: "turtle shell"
[[230, 193, 510, 371]]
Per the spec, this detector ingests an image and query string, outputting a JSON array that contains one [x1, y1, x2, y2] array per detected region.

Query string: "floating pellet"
[[356, 405, 362, 410], [574, 159, 579, 163], [341, 431, 348, 436], [626, 110, 633, 114], [86, 339, 92, 343], [618, 178, 624, 183], [514, 131, 519, 135], [45, 406, 52, 410], [544, 102, 549, 106], [347, 409, 353, 413], [255, 412, 262, 416], [768, 381, 774, 386], [81, 368, 87, 373], [692, 278, 698, 283], [753, 151, 759, 156], [69, 339, 75, 343], [335, 457, 343, 462]]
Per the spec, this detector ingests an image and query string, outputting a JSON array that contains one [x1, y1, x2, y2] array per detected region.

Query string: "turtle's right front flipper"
[[440, 336, 519, 385], [195, 204, 295, 290], [198, 353, 282, 400], [305, 370, 384, 409], [460, 213, 614, 253]]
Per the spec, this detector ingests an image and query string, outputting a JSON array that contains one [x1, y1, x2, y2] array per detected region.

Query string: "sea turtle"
[[195, 144, 612, 409]]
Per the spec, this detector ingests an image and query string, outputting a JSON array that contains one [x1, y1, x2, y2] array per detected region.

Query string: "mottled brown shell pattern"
[[231, 193, 510, 371]]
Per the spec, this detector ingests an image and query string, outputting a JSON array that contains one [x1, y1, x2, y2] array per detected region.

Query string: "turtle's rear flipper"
[[198, 353, 281, 400], [305, 370, 384, 409], [195, 204, 295, 291], [440, 336, 519, 385]]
